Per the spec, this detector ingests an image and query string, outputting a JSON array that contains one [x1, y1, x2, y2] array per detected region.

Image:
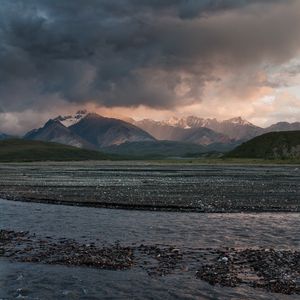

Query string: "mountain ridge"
[[134, 115, 300, 139], [25, 113, 156, 149], [69, 113, 156, 148], [134, 116, 263, 141], [24, 119, 95, 149]]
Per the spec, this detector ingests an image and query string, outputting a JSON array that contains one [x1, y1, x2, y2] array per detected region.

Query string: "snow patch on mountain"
[[225, 117, 253, 126], [161, 116, 253, 129], [54, 110, 89, 127]]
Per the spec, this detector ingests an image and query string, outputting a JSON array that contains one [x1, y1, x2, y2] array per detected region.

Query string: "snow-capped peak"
[[158, 115, 253, 129], [165, 116, 180, 126], [54, 110, 89, 127], [163, 116, 211, 129], [225, 117, 252, 126]]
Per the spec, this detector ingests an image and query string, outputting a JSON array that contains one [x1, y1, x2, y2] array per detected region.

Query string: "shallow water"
[[0, 198, 300, 299]]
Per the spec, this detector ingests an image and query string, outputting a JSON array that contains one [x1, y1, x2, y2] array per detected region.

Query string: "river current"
[[0, 198, 299, 299]]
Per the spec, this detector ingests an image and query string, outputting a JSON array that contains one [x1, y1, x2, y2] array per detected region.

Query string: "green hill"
[[0, 139, 111, 162], [226, 131, 300, 159]]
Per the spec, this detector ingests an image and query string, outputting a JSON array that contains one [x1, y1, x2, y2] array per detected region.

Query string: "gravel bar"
[[0, 162, 299, 212]]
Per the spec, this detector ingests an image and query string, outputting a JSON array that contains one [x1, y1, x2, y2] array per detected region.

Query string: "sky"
[[0, 0, 300, 134]]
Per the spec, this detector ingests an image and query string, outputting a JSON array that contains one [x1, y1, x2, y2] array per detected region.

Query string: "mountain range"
[[0, 111, 299, 157], [134, 116, 268, 141], [132, 119, 232, 144]]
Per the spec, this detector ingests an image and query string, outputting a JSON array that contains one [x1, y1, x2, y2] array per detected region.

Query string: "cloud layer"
[[0, 0, 300, 132]]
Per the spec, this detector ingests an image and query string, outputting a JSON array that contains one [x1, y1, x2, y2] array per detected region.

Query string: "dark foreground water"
[[0, 198, 300, 299]]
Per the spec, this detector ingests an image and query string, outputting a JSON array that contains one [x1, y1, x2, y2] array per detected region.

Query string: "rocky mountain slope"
[[24, 119, 94, 149], [133, 119, 232, 145], [69, 113, 156, 148], [25, 113, 156, 149]]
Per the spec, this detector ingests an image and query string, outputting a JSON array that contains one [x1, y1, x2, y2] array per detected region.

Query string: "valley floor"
[[0, 161, 299, 212]]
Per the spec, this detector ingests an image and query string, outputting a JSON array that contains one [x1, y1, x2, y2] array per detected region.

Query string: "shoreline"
[[0, 159, 300, 166]]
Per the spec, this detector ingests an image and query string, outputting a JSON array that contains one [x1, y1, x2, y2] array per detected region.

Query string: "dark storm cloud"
[[0, 0, 300, 112]]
